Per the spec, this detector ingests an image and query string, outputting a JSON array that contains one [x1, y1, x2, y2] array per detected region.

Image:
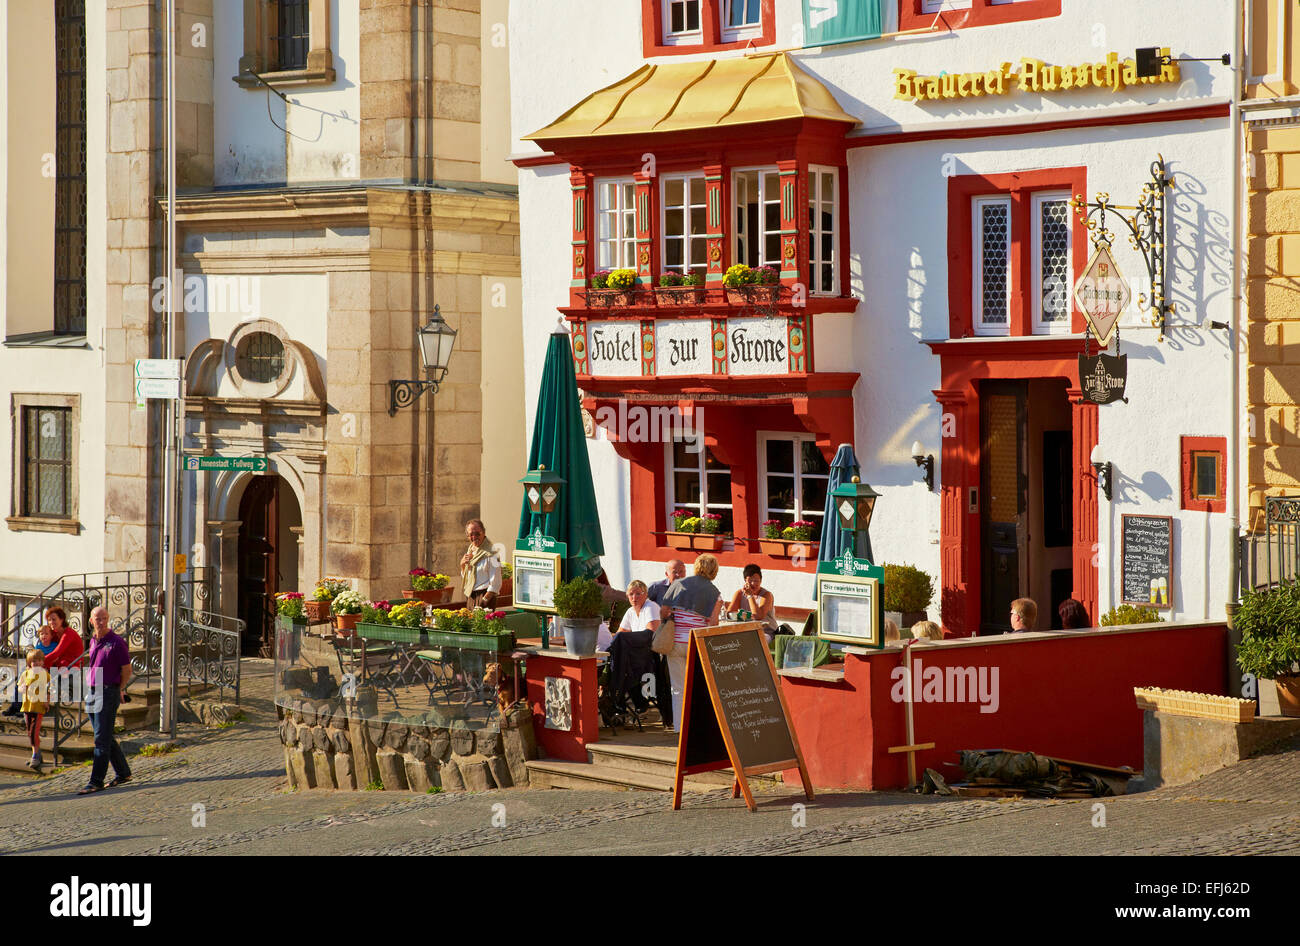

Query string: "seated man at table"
[[648, 559, 685, 605], [599, 580, 660, 651], [1009, 598, 1037, 633]]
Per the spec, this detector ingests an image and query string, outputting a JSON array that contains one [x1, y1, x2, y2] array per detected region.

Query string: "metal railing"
[[177, 606, 243, 704], [1238, 497, 1300, 595]]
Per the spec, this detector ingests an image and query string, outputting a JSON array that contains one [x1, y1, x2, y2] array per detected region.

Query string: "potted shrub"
[[1235, 580, 1300, 717], [405, 568, 453, 604], [666, 508, 696, 549], [552, 576, 605, 657], [656, 270, 705, 305], [276, 591, 306, 622], [693, 512, 725, 550], [883, 563, 934, 632], [331, 589, 365, 634]]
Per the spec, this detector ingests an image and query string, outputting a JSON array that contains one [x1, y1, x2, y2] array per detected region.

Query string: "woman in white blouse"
[[599, 580, 660, 651]]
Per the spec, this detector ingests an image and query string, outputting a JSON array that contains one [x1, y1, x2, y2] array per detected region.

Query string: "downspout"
[[1226, 0, 1246, 690]]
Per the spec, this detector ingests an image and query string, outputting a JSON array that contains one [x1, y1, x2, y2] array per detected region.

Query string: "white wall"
[[512, 1, 1238, 615], [214, 0, 361, 186]]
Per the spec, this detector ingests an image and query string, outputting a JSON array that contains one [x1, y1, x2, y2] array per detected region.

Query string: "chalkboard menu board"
[[1121, 514, 1174, 609], [672, 623, 813, 812]]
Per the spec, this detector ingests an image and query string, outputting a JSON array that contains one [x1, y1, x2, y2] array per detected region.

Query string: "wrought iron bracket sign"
[[1071, 155, 1174, 342]]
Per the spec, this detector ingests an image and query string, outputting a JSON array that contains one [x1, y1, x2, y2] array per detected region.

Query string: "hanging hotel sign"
[[1073, 244, 1131, 348], [894, 49, 1179, 102], [1078, 353, 1129, 405]]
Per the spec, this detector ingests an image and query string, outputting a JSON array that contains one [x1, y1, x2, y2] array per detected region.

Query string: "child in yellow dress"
[[18, 649, 49, 771]]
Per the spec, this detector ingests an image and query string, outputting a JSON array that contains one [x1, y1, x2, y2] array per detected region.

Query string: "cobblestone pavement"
[[0, 659, 1294, 856]]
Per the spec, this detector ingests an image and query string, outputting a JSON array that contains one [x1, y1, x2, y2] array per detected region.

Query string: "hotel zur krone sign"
[[894, 48, 1179, 102]]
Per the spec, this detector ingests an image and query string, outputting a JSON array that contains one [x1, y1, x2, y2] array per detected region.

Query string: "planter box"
[[725, 286, 780, 306], [587, 288, 637, 307], [356, 621, 425, 644], [655, 286, 705, 306], [304, 600, 331, 622], [424, 628, 516, 654], [758, 538, 819, 558], [692, 533, 724, 551], [666, 531, 695, 549]]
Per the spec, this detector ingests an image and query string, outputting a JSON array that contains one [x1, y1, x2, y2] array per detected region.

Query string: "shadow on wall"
[[1162, 163, 1230, 354], [1112, 468, 1174, 506]]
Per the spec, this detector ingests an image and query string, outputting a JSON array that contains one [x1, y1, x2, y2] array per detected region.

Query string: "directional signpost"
[[184, 456, 268, 473], [134, 359, 182, 409]]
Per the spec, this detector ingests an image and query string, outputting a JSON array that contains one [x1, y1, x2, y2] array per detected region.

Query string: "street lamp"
[[389, 305, 457, 416], [520, 464, 565, 516], [1091, 444, 1113, 502], [831, 475, 880, 561], [910, 441, 935, 492]]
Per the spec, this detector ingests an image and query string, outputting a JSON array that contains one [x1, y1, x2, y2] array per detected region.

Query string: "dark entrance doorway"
[[980, 381, 1027, 635], [237, 475, 301, 656]]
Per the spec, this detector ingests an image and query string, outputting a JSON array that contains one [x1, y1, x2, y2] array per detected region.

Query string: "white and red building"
[[510, 0, 1242, 636]]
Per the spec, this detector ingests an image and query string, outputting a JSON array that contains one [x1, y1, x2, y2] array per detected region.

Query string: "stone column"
[[208, 520, 241, 622]]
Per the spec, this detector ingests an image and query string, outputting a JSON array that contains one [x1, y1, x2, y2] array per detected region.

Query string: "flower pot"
[[404, 587, 451, 605], [692, 533, 724, 551], [334, 613, 360, 633], [588, 288, 637, 307], [557, 617, 602, 657], [304, 600, 331, 623], [655, 286, 705, 306], [1276, 675, 1300, 718], [499, 578, 513, 598], [725, 285, 779, 306], [666, 531, 695, 549], [758, 538, 819, 558]]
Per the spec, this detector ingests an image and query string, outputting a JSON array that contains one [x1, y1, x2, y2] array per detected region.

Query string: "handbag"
[[652, 618, 676, 656]]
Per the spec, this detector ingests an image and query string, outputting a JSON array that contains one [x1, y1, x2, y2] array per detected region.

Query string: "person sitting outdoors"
[[883, 618, 900, 644], [1058, 598, 1090, 630], [911, 620, 944, 641], [648, 559, 685, 606], [660, 554, 723, 733], [1009, 598, 1037, 633], [727, 564, 779, 642], [599, 580, 660, 651], [459, 518, 501, 608]]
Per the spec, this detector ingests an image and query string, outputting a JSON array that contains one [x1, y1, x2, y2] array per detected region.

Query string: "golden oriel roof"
[[525, 52, 858, 142]]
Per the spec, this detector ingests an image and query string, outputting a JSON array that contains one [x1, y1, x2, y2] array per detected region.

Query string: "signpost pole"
[[160, 0, 180, 739]]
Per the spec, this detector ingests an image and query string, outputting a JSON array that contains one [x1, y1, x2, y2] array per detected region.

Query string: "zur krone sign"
[[894, 48, 1179, 102]]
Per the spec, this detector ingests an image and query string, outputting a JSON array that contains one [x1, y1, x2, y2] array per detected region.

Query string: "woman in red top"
[[5, 606, 82, 716]]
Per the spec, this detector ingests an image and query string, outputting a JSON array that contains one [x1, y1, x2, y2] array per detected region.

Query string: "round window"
[[235, 332, 286, 384]]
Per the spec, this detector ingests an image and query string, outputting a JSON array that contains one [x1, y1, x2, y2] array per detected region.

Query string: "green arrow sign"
[[184, 456, 268, 473]]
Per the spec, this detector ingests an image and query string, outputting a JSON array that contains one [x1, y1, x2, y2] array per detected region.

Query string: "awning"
[[525, 52, 858, 143]]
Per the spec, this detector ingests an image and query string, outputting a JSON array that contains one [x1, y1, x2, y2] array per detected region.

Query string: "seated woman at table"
[[660, 554, 723, 733], [727, 564, 779, 641], [598, 581, 660, 651]]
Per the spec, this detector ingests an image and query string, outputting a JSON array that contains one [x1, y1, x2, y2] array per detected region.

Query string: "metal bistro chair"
[[339, 628, 401, 705]]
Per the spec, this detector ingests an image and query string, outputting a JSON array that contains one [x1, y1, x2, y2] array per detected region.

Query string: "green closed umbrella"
[[518, 322, 604, 580]]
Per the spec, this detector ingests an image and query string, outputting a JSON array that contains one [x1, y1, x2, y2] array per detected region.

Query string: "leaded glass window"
[[23, 408, 72, 518], [1034, 192, 1072, 331], [974, 196, 1011, 334], [55, 0, 86, 335]]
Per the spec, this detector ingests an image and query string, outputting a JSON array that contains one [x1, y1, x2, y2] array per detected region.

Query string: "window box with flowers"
[[723, 264, 780, 306], [693, 512, 726, 550], [427, 607, 516, 653], [757, 518, 819, 558], [275, 592, 308, 635], [655, 271, 705, 306], [405, 568, 453, 604], [666, 509, 698, 548], [587, 268, 640, 307]]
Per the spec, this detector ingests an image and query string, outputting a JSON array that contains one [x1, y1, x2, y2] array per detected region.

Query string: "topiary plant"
[[1235, 581, 1300, 680], [882, 563, 934, 613], [552, 576, 605, 620], [1099, 604, 1164, 627]]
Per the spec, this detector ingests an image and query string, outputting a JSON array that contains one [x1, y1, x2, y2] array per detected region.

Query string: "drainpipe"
[[1226, 0, 1246, 693], [160, 0, 180, 737]]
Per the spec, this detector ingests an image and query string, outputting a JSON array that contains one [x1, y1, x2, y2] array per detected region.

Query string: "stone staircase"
[[526, 727, 779, 793]]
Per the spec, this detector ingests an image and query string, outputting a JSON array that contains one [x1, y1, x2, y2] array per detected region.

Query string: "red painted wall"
[[526, 653, 600, 762], [781, 623, 1228, 790]]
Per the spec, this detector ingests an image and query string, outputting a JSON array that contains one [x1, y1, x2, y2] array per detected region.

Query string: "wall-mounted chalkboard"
[[1121, 514, 1174, 609], [671, 622, 813, 812]]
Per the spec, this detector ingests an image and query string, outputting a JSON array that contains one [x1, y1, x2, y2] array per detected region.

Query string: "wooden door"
[[237, 475, 279, 656], [980, 382, 1027, 635]]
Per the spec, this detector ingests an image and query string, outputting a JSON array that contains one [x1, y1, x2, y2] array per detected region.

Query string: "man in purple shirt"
[[78, 606, 133, 794]]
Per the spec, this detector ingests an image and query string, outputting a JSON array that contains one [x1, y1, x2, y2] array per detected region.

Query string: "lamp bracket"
[[388, 378, 439, 416]]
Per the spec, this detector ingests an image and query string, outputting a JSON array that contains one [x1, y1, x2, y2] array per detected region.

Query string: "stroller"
[[599, 630, 671, 735]]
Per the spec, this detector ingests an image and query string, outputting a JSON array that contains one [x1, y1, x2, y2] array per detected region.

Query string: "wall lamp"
[[1201, 315, 1229, 332], [910, 441, 935, 492], [388, 305, 457, 416], [1090, 444, 1113, 502], [1135, 48, 1230, 79]]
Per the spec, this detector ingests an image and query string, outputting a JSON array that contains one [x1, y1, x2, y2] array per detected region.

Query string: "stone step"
[[585, 738, 778, 784], [525, 758, 726, 794]]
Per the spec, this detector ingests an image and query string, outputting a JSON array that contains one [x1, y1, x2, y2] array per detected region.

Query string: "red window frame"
[[641, 0, 775, 58], [1181, 436, 1226, 513], [947, 167, 1087, 339], [899, 0, 1061, 33]]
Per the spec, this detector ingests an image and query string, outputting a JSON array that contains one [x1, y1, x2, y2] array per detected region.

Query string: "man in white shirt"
[[459, 519, 502, 607]]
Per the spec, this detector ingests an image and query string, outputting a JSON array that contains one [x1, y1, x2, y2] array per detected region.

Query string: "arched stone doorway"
[[235, 475, 302, 656]]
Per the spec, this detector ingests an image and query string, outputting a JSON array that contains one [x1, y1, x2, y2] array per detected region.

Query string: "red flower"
[[408, 567, 430, 577]]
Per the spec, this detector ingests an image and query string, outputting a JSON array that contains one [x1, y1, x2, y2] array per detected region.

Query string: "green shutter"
[[802, 0, 882, 47]]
